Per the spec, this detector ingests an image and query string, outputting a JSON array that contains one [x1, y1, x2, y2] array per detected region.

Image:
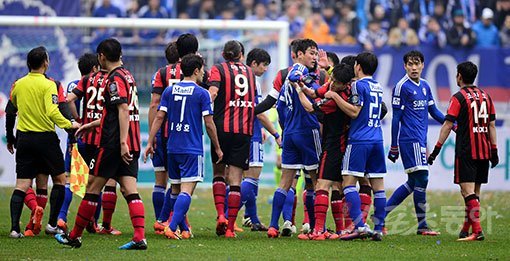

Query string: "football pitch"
[[0, 187, 508, 260]]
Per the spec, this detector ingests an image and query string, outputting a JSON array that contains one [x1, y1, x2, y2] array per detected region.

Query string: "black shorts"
[[318, 145, 343, 182], [78, 143, 98, 166], [89, 147, 140, 180], [211, 131, 251, 170], [454, 156, 489, 184], [16, 131, 65, 179]]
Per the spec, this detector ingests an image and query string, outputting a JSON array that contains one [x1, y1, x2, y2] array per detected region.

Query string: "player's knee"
[[413, 170, 429, 188]]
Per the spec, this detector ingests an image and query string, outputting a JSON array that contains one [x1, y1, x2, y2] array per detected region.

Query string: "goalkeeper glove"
[[387, 146, 399, 163], [490, 145, 499, 168], [427, 142, 442, 165]]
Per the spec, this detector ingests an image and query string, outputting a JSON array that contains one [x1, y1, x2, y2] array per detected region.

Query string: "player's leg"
[[211, 131, 229, 234], [58, 142, 74, 231], [10, 178, 33, 238], [366, 142, 387, 241], [242, 166, 265, 230], [412, 170, 439, 235], [282, 172, 298, 230], [152, 132, 168, 221], [299, 128, 321, 234], [98, 179, 121, 235], [330, 182, 345, 234]]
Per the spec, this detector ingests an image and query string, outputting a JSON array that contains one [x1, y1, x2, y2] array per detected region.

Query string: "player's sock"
[[10, 190, 26, 233], [224, 185, 230, 217], [58, 183, 73, 222], [305, 189, 315, 229], [302, 190, 309, 225], [330, 190, 344, 232], [343, 194, 352, 229], [158, 189, 174, 222], [465, 194, 482, 234], [227, 186, 241, 232], [314, 190, 329, 233], [70, 193, 99, 239], [36, 189, 48, 209], [212, 177, 227, 218], [24, 187, 38, 212], [241, 177, 260, 224], [386, 180, 414, 215], [343, 186, 363, 228], [413, 170, 429, 230], [126, 193, 145, 242], [359, 185, 372, 224], [179, 215, 190, 232], [270, 188, 287, 229], [152, 185, 166, 220], [169, 192, 191, 231], [282, 187, 295, 222], [461, 204, 471, 233], [94, 192, 102, 224], [373, 190, 386, 231], [101, 186, 117, 230], [48, 184, 65, 227]]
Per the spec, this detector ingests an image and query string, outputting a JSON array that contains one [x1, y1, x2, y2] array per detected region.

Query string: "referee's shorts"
[[16, 131, 65, 179]]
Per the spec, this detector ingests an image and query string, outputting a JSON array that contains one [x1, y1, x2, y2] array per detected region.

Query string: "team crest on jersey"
[[109, 82, 118, 94], [422, 87, 426, 96], [52, 94, 58, 104]]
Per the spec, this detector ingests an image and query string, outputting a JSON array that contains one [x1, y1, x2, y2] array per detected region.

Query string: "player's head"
[[176, 33, 199, 58], [78, 53, 99, 76], [340, 55, 356, 67], [238, 41, 245, 62], [354, 52, 378, 77], [222, 40, 243, 62], [246, 48, 271, 77], [290, 39, 300, 61], [96, 38, 122, 66], [165, 41, 180, 64], [330, 63, 355, 92], [456, 61, 478, 86], [181, 53, 204, 82], [27, 46, 49, 72], [403, 50, 424, 82], [295, 38, 318, 70], [327, 52, 340, 67]]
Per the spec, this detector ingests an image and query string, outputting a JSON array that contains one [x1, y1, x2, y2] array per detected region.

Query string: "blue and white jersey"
[[348, 76, 384, 144], [159, 80, 213, 155], [281, 63, 320, 134], [67, 80, 81, 114], [251, 80, 263, 142], [392, 75, 435, 144]]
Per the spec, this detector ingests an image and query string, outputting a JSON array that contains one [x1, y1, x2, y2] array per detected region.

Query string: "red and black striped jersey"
[[72, 70, 108, 146], [98, 66, 140, 152], [45, 75, 66, 103], [151, 63, 183, 95], [209, 61, 257, 135], [446, 86, 496, 160]]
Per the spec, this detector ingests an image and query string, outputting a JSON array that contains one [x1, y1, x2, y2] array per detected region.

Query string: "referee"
[[5, 46, 80, 238]]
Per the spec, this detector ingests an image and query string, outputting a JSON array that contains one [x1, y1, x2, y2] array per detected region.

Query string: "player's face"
[[252, 62, 268, 77], [404, 58, 423, 82], [299, 47, 318, 70], [195, 65, 205, 82]]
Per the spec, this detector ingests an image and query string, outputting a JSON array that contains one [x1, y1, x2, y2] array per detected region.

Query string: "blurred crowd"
[[84, 0, 510, 49]]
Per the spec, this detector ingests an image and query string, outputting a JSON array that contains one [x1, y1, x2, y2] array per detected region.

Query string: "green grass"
[[0, 187, 509, 260]]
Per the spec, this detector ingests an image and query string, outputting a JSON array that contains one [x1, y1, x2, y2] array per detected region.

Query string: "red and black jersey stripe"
[[445, 86, 496, 160]]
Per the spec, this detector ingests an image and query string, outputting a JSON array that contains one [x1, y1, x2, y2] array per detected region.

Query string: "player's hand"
[[121, 142, 133, 165], [143, 143, 154, 163], [7, 142, 15, 154], [71, 121, 81, 129], [75, 123, 92, 138], [275, 135, 282, 148], [427, 144, 442, 165], [152, 135, 158, 150], [317, 49, 329, 69], [215, 148, 223, 164], [324, 90, 337, 99], [388, 146, 399, 163], [490, 147, 499, 168]]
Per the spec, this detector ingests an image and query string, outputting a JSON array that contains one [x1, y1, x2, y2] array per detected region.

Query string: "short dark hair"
[[222, 40, 242, 61], [403, 50, 424, 64], [78, 53, 99, 76], [290, 39, 301, 55], [181, 54, 204, 77], [165, 42, 179, 64], [238, 41, 245, 56], [355, 52, 378, 76], [327, 52, 340, 66], [246, 48, 271, 67], [96, 38, 122, 62], [340, 55, 356, 67], [176, 33, 198, 58], [332, 63, 355, 84], [457, 61, 478, 84], [27, 46, 48, 70], [294, 38, 318, 56]]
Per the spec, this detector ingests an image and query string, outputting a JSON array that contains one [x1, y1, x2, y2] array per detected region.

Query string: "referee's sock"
[[58, 183, 73, 222], [70, 193, 99, 239], [10, 189, 26, 233], [49, 184, 65, 227]]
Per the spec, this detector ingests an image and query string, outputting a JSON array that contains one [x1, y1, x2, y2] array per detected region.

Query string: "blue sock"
[[94, 192, 102, 223], [305, 189, 315, 229], [169, 192, 191, 231], [224, 185, 230, 217], [413, 170, 429, 229], [386, 179, 414, 216], [373, 190, 386, 231], [157, 188, 173, 222], [58, 183, 73, 222], [152, 185, 166, 220], [241, 178, 260, 224], [344, 186, 363, 228], [282, 187, 295, 222], [270, 188, 287, 229]]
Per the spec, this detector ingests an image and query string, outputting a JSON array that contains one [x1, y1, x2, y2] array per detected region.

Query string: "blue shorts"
[[152, 131, 167, 172], [400, 141, 428, 174], [167, 153, 204, 184], [342, 143, 387, 178], [249, 141, 264, 167], [282, 129, 321, 170]]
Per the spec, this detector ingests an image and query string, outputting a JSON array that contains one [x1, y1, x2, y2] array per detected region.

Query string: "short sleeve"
[[108, 75, 128, 105], [200, 89, 214, 116], [208, 65, 221, 88], [72, 77, 86, 98], [56, 81, 66, 103], [158, 87, 171, 112], [445, 95, 460, 122], [151, 70, 164, 94], [488, 95, 496, 122]]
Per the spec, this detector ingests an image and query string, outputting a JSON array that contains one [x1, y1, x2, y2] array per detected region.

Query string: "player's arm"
[[118, 103, 132, 164], [66, 92, 81, 121], [144, 109, 166, 163], [256, 113, 282, 147], [325, 90, 361, 119], [149, 93, 161, 130], [204, 115, 223, 163], [293, 82, 314, 112], [208, 65, 221, 101], [428, 96, 460, 165], [255, 70, 285, 115], [388, 105, 403, 163], [45, 87, 74, 130], [488, 97, 498, 168], [428, 102, 445, 124]]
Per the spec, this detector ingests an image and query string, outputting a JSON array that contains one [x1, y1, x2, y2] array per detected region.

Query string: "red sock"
[[24, 188, 38, 212], [70, 194, 99, 239], [126, 194, 145, 242], [212, 177, 227, 218], [101, 186, 117, 230], [314, 190, 329, 233], [302, 191, 309, 224], [227, 186, 241, 232], [360, 193, 372, 224], [466, 196, 482, 234], [461, 205, 471, 233], [36, 189, 48, 209], [291, 195, 297, 225], [331, 199, 344, 233], [343, 198, 352, 228]]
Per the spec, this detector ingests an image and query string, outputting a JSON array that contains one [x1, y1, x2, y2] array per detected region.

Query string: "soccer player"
[[326, 52, 387, 241], [428, 61, 498, 241], [6, 46, 80, 238], [55, 38, 147, 250], [144, 53, 223, 240], [386, 50, 444, 236]]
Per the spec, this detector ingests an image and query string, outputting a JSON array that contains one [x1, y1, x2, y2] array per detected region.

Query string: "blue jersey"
[[392, 75, 437, 144], [252, 81, 263, 142], [67, 80, 81, 115], [159, 81, 213, 155], [348, 77, 384, 143], [281, 63, 320, 134]]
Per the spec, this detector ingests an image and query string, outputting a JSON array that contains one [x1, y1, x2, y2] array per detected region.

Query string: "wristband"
[[273, 132, 280, 139], [327, 66, 334, 75]]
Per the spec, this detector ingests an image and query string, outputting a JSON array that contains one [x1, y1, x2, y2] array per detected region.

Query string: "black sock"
[[48, 185, 65, 227], [10, 189, 26, 232]]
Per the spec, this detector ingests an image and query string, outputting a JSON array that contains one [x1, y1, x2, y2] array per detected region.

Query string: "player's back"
[[152, 63, 183, 95], [348, 76, 383, 143]]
